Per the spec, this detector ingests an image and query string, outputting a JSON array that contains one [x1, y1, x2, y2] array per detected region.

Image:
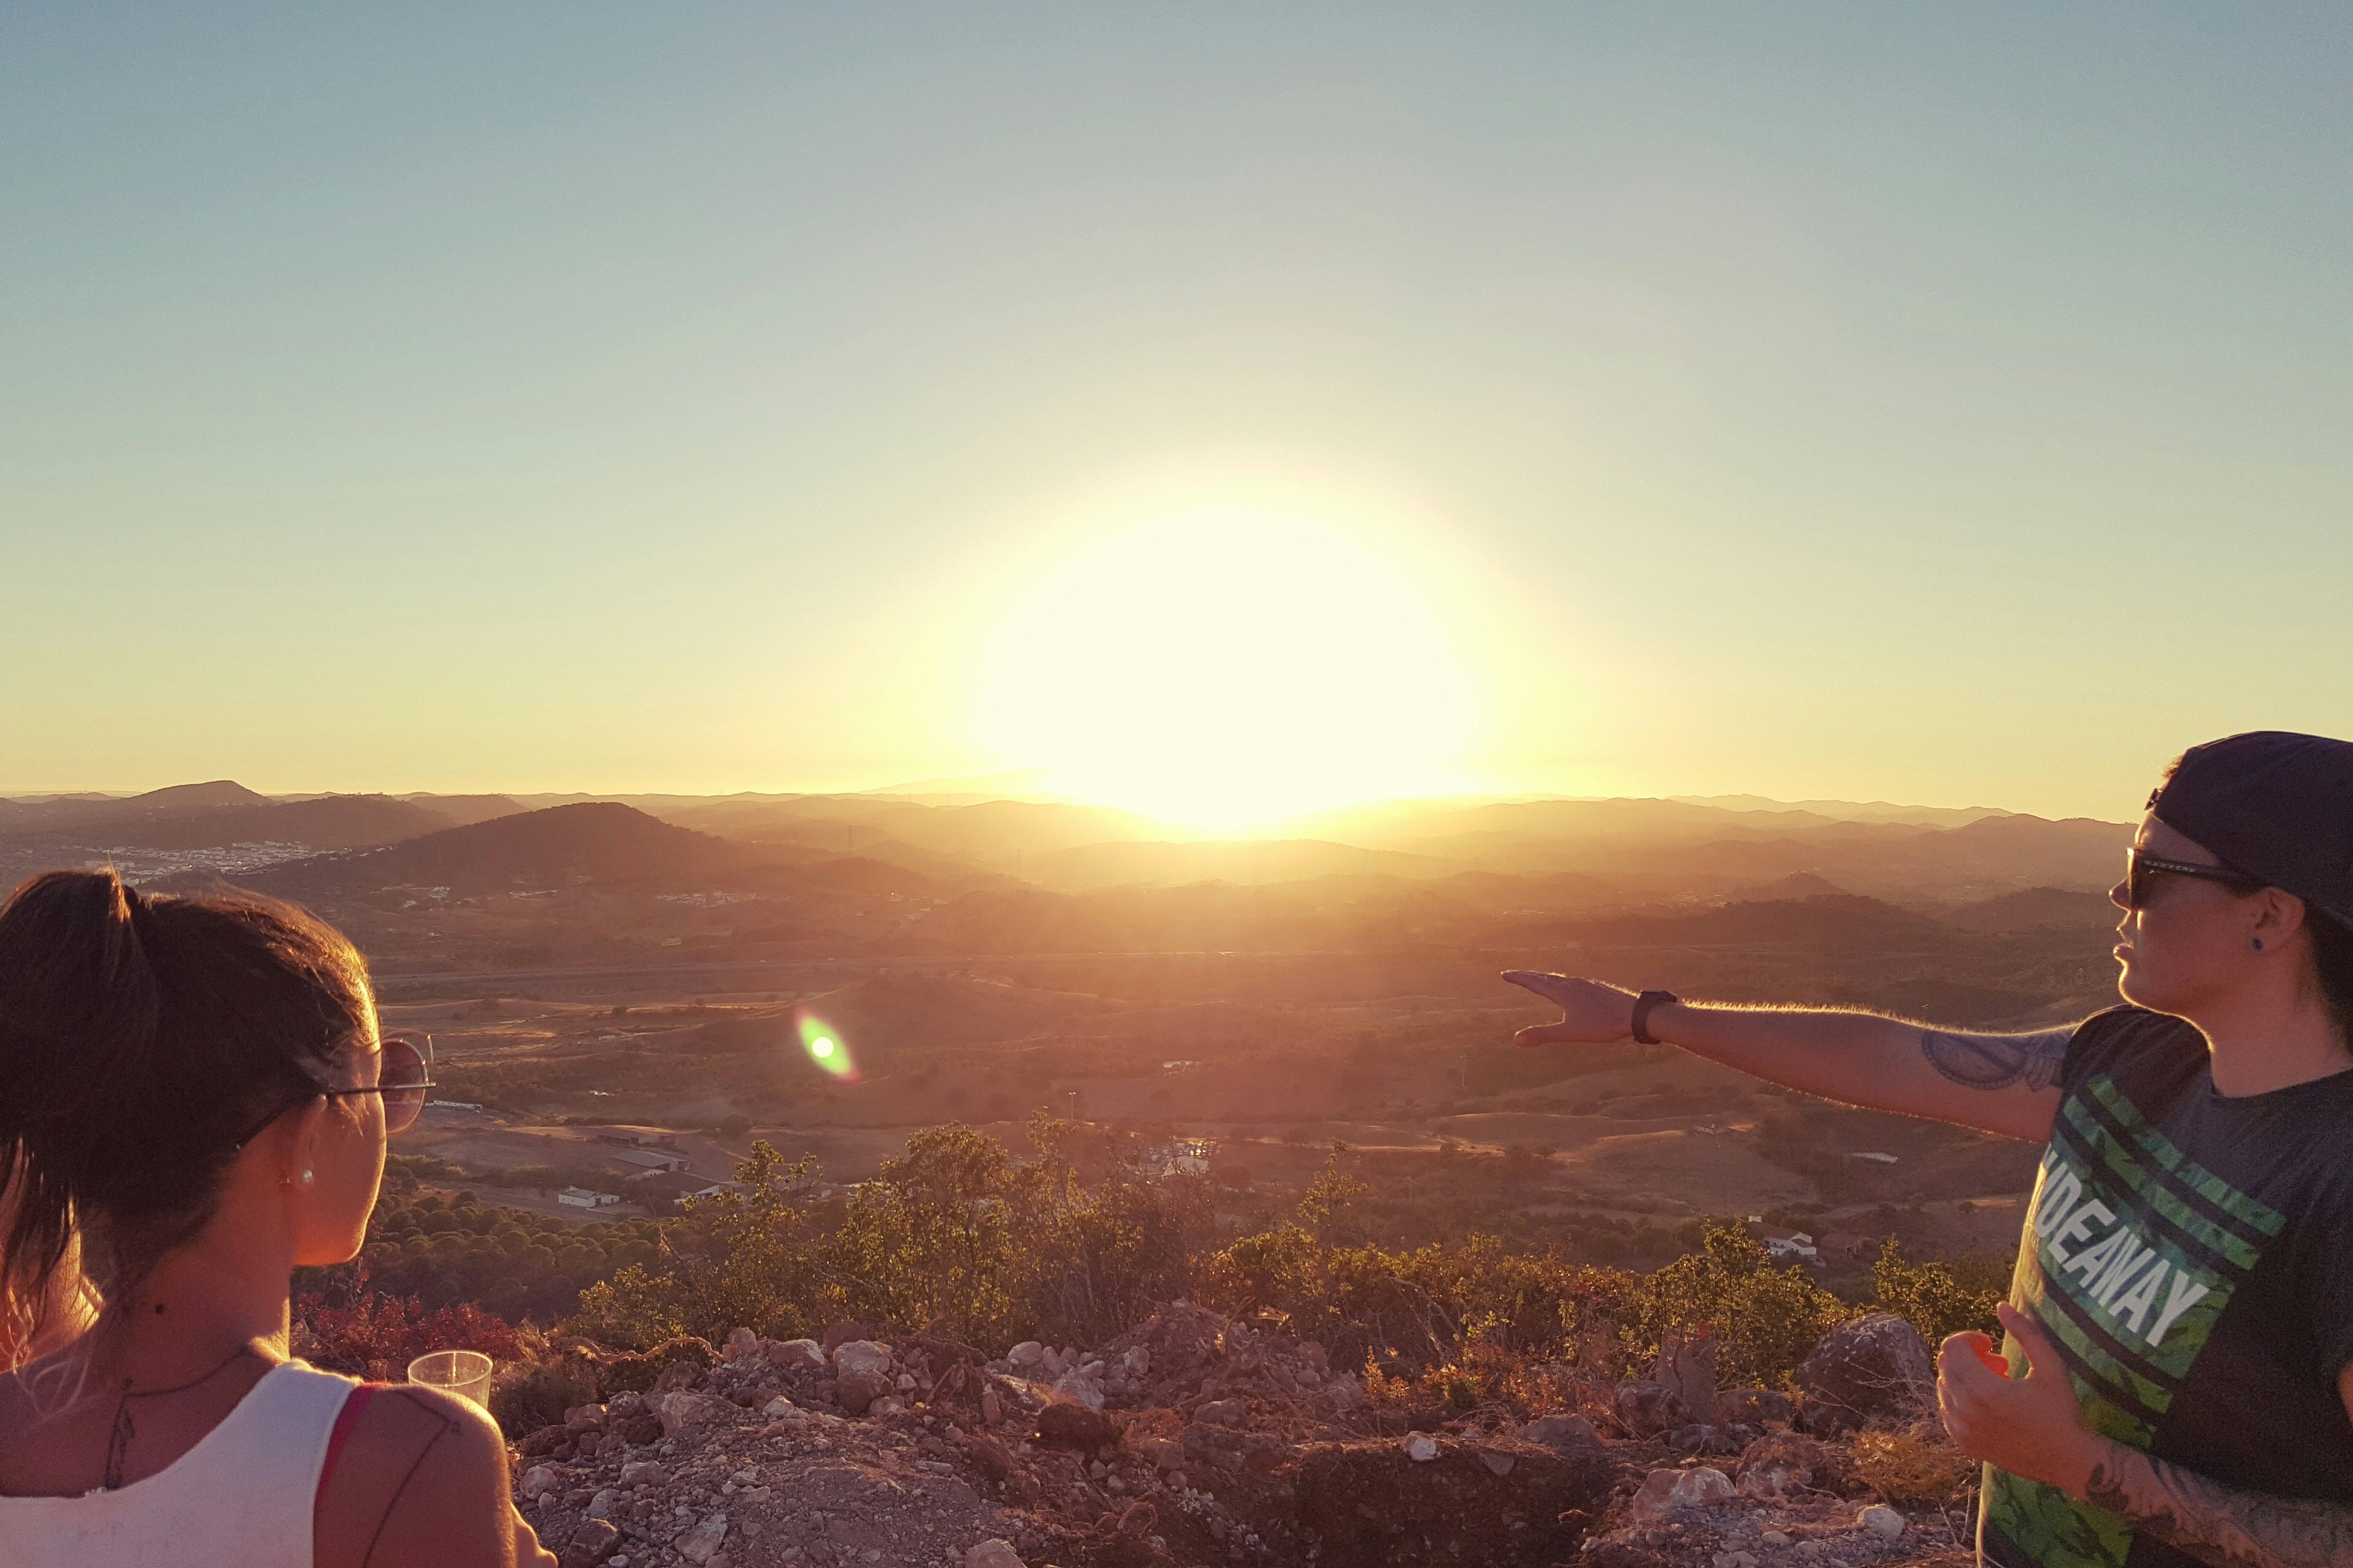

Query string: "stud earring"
[[2253, 937, 2265, 951], [299, 1169, 315, 1187]]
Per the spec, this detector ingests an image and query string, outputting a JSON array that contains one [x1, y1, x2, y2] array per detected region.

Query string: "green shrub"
[[1870, 1237, 2006, 1346], [1631, 1221, 1847, 1389]]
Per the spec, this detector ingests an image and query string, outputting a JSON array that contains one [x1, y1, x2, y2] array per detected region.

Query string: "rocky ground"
[[510, 1309, 1980, 1568]]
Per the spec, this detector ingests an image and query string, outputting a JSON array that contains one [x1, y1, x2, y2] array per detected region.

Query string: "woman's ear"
[[282, 1095, 329, 1194]]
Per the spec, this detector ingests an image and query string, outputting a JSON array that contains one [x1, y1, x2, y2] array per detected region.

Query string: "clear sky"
[[5, 5, 2350, 822]]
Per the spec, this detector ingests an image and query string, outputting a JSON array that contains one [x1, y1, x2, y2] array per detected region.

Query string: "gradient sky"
[[6, 5, 2350, 820]]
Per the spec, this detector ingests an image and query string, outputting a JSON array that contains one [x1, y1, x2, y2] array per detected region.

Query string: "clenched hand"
[[1937, 1302, 2105, 1499]]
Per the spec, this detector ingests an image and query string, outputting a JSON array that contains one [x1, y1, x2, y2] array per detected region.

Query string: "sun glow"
[[978, 512, 1475, 830]]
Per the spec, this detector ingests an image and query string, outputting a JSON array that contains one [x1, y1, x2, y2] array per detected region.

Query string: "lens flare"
[[797, 1011, 858, 1081]]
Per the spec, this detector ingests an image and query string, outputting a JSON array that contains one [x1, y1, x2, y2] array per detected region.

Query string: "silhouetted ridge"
[[0, 785, 449, 850], [1943, 886, 2119, 932], [1554, 893, 1953, 950], [257, 801, 747, 894], [128, 779, 270, 809]]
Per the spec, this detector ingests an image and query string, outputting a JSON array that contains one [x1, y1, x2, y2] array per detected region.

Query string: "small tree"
[[1871, 1237, 2004, 1347], [1634, 1221, 1847, 1389], [1295, 1141, 1370, 1243], [832, 1123, 1026, 1343], [573, 1140, 827, 1345]]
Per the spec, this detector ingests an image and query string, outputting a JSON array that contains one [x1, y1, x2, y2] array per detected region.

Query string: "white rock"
[[834, 1339, 893, 1378], [1324, 1373, 1365, 1410], [1629, 1466, 1735, 1522], [587, 1488, 619, 1520], [519, 1465, 558, 1500], [1860, 1505, 1905, 1540], [1404, 1433, 1440, 1462], [966, 1539, 1024, 1568], [619, 1460, 668, 1486], [651, 1391, 737, 1435], [1123, 1347, 1150, 1376], [765, 1337, 824, 1369], [1051, 1372, 1105, 1409], [676, 1511, 730, 1565], [1521, 1413, 1598, 1449], [762, 1396, 797, 1418], [896, 1373, 918, 1391], [1008, 1342, 1046, 1370], [725, 1326, 759, 1361], [1761, 1531, 1792, 1547]]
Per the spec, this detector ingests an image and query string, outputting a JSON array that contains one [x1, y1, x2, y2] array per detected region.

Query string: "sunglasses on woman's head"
[[2123, 847, 2266, 910]]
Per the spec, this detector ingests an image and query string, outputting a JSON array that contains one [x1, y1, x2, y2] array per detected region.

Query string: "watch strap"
[[1630, 989, 1678, 1045]]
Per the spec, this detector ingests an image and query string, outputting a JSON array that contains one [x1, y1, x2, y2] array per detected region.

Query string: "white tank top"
[[0, 1358, 357, 1568]]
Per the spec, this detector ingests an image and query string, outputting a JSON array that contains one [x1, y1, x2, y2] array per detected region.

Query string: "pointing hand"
[[1500, 971, 1640, 1049]]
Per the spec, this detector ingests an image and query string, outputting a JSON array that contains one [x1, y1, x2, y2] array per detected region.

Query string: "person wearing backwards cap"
[[1506, 731, 2353, 1568]]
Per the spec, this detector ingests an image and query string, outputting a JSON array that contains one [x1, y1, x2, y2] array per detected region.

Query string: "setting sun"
[[978, 512, 1475, 829]]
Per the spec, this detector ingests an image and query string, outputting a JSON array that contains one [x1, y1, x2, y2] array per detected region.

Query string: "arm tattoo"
[[364, 1390, 460, 1568], [2085, 1446, 2353, 1568], [1920, 1026, 2070, 1091]]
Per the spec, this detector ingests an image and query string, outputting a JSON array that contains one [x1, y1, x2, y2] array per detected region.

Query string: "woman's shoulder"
[[314, 1385, 526, 1568]]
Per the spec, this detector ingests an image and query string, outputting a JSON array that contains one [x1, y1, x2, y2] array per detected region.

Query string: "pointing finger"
[[1513, 1023, 1584, 1050], [1500, 970, 1571, 1001]]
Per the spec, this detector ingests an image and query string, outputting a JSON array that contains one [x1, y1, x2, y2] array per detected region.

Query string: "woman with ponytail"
[[0, 870, 555, 1567]]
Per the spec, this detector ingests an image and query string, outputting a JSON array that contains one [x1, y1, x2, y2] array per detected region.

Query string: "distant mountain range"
[[3, 778, 2135, 910], [0, 782, 457, 851]]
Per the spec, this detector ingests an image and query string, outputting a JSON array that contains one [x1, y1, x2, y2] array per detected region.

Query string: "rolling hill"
[[252, 802, 750, 895]]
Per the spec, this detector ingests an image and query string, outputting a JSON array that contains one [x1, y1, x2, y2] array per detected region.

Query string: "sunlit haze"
[[5, 7, 2352, 819], [981, 512, 1473, 828]]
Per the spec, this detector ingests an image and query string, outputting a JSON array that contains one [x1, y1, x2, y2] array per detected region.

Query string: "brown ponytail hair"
[[0, 870, 373, 1364]]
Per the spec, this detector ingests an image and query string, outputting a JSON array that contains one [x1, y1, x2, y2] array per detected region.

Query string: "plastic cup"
[[408, 1349, 494, 1410]]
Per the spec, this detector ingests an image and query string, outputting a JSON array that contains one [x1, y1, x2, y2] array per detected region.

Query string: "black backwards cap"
[[2148, 730, 2353, 928]]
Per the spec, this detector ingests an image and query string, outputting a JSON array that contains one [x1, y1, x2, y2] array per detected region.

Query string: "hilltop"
[[253, 802, 752, 897]]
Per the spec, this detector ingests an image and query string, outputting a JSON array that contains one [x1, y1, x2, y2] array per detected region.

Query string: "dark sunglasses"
[[230, 1032, 438, 1150], [2123, 848, 2266, 910]]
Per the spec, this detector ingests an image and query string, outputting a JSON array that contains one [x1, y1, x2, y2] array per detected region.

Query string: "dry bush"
[[1853, 1427, 1973, 1507]]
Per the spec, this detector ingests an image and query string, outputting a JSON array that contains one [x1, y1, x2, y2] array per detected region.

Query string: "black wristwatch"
[[1630, 990, 1679, 1045]]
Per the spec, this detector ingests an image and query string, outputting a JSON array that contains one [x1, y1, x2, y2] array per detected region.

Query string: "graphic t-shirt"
[[1979, 1006, 2353, 1567]]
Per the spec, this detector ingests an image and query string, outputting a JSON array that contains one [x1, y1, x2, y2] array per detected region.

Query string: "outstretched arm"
[[1502, 971, 2068, 1142], [1941, 1306, 2353, 1568]]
